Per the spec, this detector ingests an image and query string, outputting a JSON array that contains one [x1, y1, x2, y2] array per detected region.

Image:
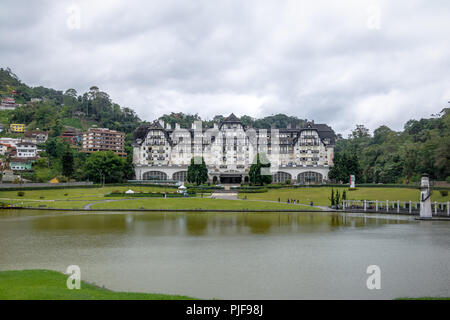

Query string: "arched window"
[[297, 172, 323, 184], [172, 171, 187, 182], [143, 171, 168, 181], [273, 172, 292, 183]]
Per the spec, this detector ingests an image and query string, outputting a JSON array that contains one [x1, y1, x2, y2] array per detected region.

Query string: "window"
[[142, 171, 168, 180], [297, 172, 323, 184], [172, 171, 187, 182], [273, 172, 292, 183]]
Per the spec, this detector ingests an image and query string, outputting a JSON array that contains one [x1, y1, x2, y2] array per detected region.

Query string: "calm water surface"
[[0, 210, 449, 299]]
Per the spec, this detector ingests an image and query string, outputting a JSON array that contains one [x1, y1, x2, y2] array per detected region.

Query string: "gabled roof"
[[222, 113, 241, 123], [148, 120, 165, 129], [25, 130, 48, 137]]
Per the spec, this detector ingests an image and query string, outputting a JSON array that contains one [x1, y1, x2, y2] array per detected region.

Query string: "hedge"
[[105, 192, 195, 198], [0, 182, 179, 192], [238, 188, 268, 193]]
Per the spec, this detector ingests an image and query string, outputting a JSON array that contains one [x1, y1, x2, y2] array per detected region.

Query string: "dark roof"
[[10, 157, 37, 163], [25, 130, 48, 137], [133, 121, 164, 141], [133, 116, 336, 146], [16, 142, 36, 146], [147, 121, 164, 130], [222, 113, 241, 123]]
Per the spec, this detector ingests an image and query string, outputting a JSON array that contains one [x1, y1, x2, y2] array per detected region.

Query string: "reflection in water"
[[28, 211, 410, 236], [25, 211, 411, 237], [0, 210, 448, 300]]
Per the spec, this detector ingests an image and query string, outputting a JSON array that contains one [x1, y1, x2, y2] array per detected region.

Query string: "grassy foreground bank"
[[0, 270, 195, 300], [1, 270, 446, 300]]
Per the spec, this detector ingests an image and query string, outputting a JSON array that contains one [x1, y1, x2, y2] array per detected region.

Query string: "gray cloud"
[[1, 0, 449, 135]]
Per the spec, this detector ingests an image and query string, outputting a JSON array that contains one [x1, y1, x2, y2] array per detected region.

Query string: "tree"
[[329, 152, 361, 183], [351, 125, 370, 139], [45, 137, 68, 159], [123, 145, 135, 180], [187, 156, 208, 185], [65, 88, 77, 98], [62, 149, 74, 178], [249, 153, 272, 185], [335, 189, 341, 206], [49, 118, 64, 138], [329, 188, 335, 206], [84, 151, 125, 183]]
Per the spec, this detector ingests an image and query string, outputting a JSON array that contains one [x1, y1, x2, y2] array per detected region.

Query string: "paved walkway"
[[83, 199, 133, 210], [210, 192, 239, 200]]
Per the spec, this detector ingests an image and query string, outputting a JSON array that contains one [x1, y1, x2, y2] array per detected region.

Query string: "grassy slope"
[[0, 186, 176, 201], [0, 110, 13, 126], [238, 187, 450, 206], [0, 269, 195, 300], [1, 186, 448, 210], [1, 186, 319, 210]]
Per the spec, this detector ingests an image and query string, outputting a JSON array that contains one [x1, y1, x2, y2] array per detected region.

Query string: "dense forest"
[[329, 108, 450, 184], [1, 67, 449, 184]]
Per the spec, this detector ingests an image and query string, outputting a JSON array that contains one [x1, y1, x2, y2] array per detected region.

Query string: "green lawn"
[[1, 185, 448, 211], [238, 187, 450, 206], [0, 185, 175, 201], [0, 269, 195, 300], [90, 198, 320, 211]]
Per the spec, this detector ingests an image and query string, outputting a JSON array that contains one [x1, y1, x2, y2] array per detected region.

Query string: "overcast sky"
[[1, 0, 449, 135]]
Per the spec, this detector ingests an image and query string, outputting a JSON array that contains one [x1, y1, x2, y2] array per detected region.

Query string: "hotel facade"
[[132, 114, 335, 184], [82, 128, 126, 156]]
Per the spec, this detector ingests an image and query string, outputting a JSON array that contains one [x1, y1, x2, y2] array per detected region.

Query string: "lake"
[[0, 210, 449, 299]]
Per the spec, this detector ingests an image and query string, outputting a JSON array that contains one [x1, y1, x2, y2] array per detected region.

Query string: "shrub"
[[439, 190, 448, 197], [239, 188, 268, 193], [285, 179, 291, 185], [17, 191, 25, 197]]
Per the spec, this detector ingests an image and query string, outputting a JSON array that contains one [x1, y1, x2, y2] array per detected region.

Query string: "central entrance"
[[220, 174, 242, 184]]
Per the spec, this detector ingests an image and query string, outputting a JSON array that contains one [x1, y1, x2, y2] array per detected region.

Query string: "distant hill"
[[0, 68, 141, 136]]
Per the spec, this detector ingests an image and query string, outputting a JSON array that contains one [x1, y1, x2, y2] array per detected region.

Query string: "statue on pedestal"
[[420, 174, 432, 219]]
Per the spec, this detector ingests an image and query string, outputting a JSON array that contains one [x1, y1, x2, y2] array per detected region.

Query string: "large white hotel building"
[[132, 114, 335, 184]]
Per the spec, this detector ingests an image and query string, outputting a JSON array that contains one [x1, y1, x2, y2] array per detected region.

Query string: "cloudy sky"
[[1, 0, 449, 135]]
